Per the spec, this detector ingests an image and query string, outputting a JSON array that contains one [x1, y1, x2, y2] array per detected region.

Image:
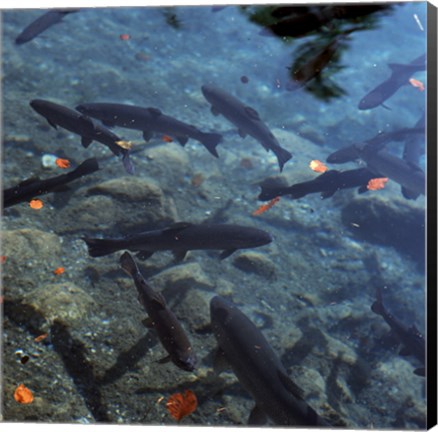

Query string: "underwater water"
[[1, 2, 428, 429]]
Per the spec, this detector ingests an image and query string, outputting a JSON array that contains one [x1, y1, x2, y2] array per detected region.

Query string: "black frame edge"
[[427, 1, 438, 430]]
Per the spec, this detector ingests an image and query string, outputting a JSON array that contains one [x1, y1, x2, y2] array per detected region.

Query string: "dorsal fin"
[[244, 106, 261, 121]]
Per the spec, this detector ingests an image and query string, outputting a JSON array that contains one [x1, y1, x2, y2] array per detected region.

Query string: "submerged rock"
[[2, 229, 62, 294], [232, 251, 276, 279], [23, 282, 96, 327], [150, 262, 214, 293], [56, 176, 178, 234]]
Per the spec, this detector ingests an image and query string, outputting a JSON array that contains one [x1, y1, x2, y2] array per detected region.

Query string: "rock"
[[56, 176, 178, 234], [23, 282, 96, 327], [232, 252, 276, 279], [172, 289, 212, 332], [2, 229, 62, 294], [150, 262, 214, 293]]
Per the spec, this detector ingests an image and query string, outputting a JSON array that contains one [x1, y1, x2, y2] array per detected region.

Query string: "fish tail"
[[119, 251, 138, 276], [274, 147, 293, 172], [199, 133, 222, 158], [82, 237, 124, 257], [371, 286, 384, 315], [122, 152, 135, 175], [70, 158, 99, 178]]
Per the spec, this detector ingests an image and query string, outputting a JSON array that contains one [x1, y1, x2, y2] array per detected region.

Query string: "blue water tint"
[[1, 2, 428, 429]]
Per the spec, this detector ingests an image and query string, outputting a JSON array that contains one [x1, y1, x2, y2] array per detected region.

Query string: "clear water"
[[1, 2, 428, 428]]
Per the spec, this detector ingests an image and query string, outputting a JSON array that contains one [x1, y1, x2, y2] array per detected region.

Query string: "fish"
[[326, 126, 425, 164], [83, 222, 272, 260], [120, 251, 196, 371], [15, 9, 79, 45], [75, 102, 222, 158], [210, 296, 331, 426], [358, 146, 425, 199], [258, 168, 377, 201], [358, 53, 426, 110], [402, 113, 425, 198], [371, 286, 425, 376], [3, 157, 99, 208], [201, 85, 292, 172], [30, 99, 134, 174]]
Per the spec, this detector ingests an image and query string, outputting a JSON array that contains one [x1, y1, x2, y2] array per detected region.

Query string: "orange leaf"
[[1, 255, 6, 264], [29, 199, 43, 210], [34, 333, 48, 343], [409, 78, 425, 91], [367, 177, 389, 191], [252, 197, 280, 216], [14, 384, 34, 404], [56, 158, 71, 169], [166, 390, 197, 421], [309, 160, 328, 173], [53, 267, 65, 276], [162, 135, 173, 143]]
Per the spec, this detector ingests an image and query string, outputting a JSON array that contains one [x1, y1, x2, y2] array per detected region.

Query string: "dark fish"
[[3, 157, 99, 208], [201, 85, 292, 172], [359, 146, 425, 199], [30, 99, 134, 174], [358, 53, 426, 110], [120, 251, 196, 371], [371, 286, 425, 376], [326, 126, 425, 164], [83, 222, 272, 260], [15, 9, 79, 45], [75, 102, 222, 158], [210, 296, 331, 426], [258, 168, 377, 201], [402, 114, 425, 169]]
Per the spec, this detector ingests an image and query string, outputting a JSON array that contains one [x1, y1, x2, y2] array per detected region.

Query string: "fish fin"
[[399, 347, 411, 356], [142, 130, 153, 142], [213, 347, 230, 374], [82, 237, 121, 257], [120, 251, 137, 276], [210, 106, 220, 116], [148, 107, 162, 116], [414, 367, 426, 376], [151, 291, 167, 309], [142, 317, 154, 328], [172, 250, 188, 261], [238, 128, 247, 138], [320, 189, 336, 199], [381, 103, 392, 111], [358, 185, 369, 194], [136, 251, 154, 260], [402, 187, 420, 200], [219, 249, 237, 260], [371, 300, 384, 316], [157, 355, 171, 364], [277, 369, 305, 400], [248, 405, 268, 425], [199, 133, 222, 158], [176, 136, 189, 146], [81, 136, 93, 148], [47, 119, 58, 129], [244, 106, 261, 121], [274, 146, 293, 172], [122, 153, 135, 175]]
